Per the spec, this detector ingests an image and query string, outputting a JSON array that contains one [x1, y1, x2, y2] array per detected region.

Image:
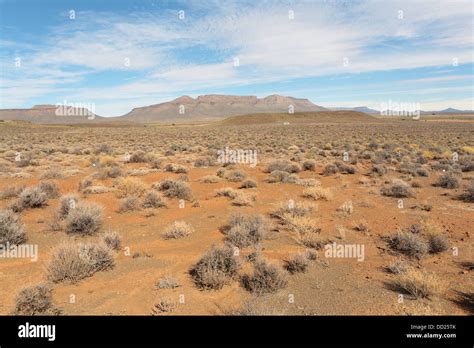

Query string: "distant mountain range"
[[330, 106, 474, 115], [0, 95, 472, 124]]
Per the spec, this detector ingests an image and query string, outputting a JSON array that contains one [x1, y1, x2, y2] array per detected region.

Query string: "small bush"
[[302, 187, 332, 201], [266, 170, 289, 183], [0, 185, 24, 200], [164, 163, 188, 173], [200, 175, 220, 183], [371, 164, 387, 176], [156, 275, 181, 289], [225, 214, 268, 247], [163, 221, 194, 239], [118, 196, 140, 213], [264, 160, 301, 173], [240, 179, 257, 189], [241, 259, 288, 294], [17, 187, 48, 209], [460, 182, 474, 202], [435, 172, 460, 189], [14, 284, 60, 315], [427, 233, 449, 253], [353, 219, 369, 232], [337, 200, 353, 216], [142, 190, 166, 208], [392, 268, 445, 299], [128, 151, 147, 163], [190, 245, 241, 290], [115, 177, 146, 198], [271, 201, 313, 219], [64, 202, 103, 235], [302, 160, 316, 171], [38, 182, 60, 198], [0, 209, 26, 246], [389, 230, 428, 258], [156, 179, 192, 200], [47, 242, 114, 283], [152, 298, 176, 314], [101, 231, 122, 251], [225, 170, 247, 182], [381, 179, 414, 198], [58, 194, 79, 219], [284, 253, 309, 274]]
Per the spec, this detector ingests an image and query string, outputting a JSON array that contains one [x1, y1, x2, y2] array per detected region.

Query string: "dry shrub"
[[381, 179, 414, 198], [215, 187, 238, 199], [47, 241, 114, 283], [200, 175, 220, 183], [58, 194, 79, 219], [435, 172, 460, 189], [156, 179, 191, 200], [225, 214, 268, 247], [300, 233, 326, 249], [190, 245, 241, 290], [101, 231, 122, 251], [337, 200, 353, 216], [115, 177, 146, 198], [231, 191, 255, 206], [64, 202, 103, 235], [163, 221, 194, 239], [17, 187, 48, 209], [282, 215, 321, 234], [225, 170, 247, 182], [353, 219, 369, 232], [302, 187, 333, 201], [118, 196, 140, 213], [284, 253, 310, 274], [152, 298, 176, 314], [156, 275, 181, 289], [164, 163, 188, 173], [266, 170, 289, 183], [386, 259, 409, 274], [0, 185, 24, 200], [14, 284, 60, 315], [302, 159, 316, 171], [392, 268, 446, 299], [38, 181, 60, 198], [460, 182, 474, 202], [0, 209, 26, 246], [142, 190, 166, 208], [390, 230, 428, 258], [271, 201, 313, 220], [264, 160, 301, 173], [240, 179, 257, 189], [241, 259, 288, 294]]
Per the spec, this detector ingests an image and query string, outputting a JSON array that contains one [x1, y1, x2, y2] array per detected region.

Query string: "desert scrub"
[[337, 200, 354, 216], [142, 190, 166, 208], [271, 201, 314, 220], [156, 275, 181, 289], [0, 209, 26, 246], [16, 187, 48, 209], [117, 196, 141, 213], [0, 185, 24, 200], [240, 179, 257, 189], [58, 194, 79, 219], [264, 160, 301, 173], [38, 181, 60, 198], [164, 163, 188, 173], [381, 179, 414, 198], [14, 284, 60, 315], [101, 231, 122, 251], [47, 241, 114, 283], [302, 187, 332, 201], [386, 259, 409, 274], [225, 170, 247, 182], [152, 298, 177, 314], [391, 268, 445, 299], [64, 202, 103, 235], [434, 172, 460, 189], [241, 259, 288, 294], [389, 230, 428, 258], [284, 253, 310, 274], [353, 219, 369, 232], [190, 245, 241, 290], [115, 177, 146, 198], [162, 221, 194, 239], [302, 159, 316, 171], [200, 175, 220, 183], [155, 179, 192, 200], [224, 214, 268, 247]]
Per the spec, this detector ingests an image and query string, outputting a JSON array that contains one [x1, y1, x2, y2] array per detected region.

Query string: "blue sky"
[[1, 0, 473, 116]]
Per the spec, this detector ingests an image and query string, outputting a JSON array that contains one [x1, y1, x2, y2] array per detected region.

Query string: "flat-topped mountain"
[[119, 94, 327, 123]]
